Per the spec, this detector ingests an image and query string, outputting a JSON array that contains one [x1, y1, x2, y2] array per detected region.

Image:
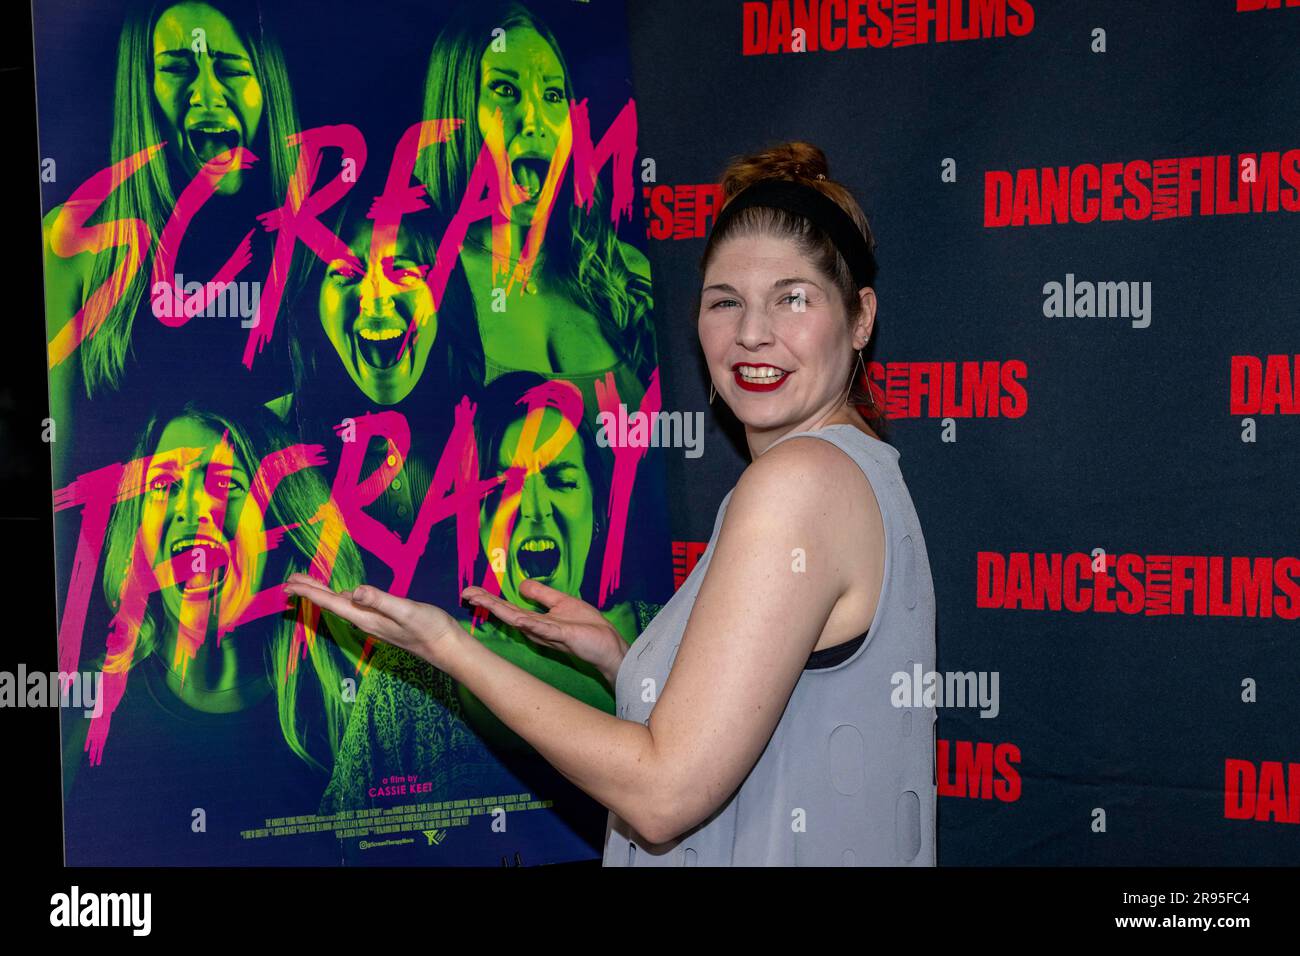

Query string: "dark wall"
[[625, 0, 1300, 865]]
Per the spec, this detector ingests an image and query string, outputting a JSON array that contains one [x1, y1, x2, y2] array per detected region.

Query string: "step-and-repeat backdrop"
[[626, 0, 1300, 865], [36, 0, 1299, 865]]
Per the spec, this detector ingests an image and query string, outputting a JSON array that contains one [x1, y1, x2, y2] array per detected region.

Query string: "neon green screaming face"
[[477, 25, 570, 224], [152, 2, 264, 195], [482, 406, 595, 610], [319, 222, 438, 405], [141, 415, 266, 635]]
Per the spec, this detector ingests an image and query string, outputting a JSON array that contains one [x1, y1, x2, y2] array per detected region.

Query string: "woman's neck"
[[463, 219, 547, 276], [158, 620, 272, 714]]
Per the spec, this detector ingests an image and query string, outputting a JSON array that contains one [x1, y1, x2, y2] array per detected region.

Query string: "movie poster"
[[36, 0, 672, 866]]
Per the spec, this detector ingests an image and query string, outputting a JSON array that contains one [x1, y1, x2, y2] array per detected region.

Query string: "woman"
[[417, 0, 656, 436], [450, 372, 659, 747], [273, 158, 482, 419], [268, 154, 483, 558], [319, 373, 662, 834], [61, 400, 365, 865], [286, 142, 938, 866], [415, 0, 671, 646], [42, 0, 306, 485]]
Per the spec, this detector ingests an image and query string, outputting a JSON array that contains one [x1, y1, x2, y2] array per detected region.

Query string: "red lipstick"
[[732, 362, 791, 392]]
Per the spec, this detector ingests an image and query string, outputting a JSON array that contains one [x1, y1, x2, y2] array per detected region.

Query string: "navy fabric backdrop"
[[624, 0, 1300, 864], [20, 0, 1300, 868]]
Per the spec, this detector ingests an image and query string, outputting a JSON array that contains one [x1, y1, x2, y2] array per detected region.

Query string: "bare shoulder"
[[736, 435, 885, 641], [730, 434, 879, 538], [41, 201, 95, 279], [42, 200, 91, 246], [41, 203, 62, 231], [742, 432, 874, 496]]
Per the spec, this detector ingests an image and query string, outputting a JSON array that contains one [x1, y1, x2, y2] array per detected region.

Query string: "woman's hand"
[[460, 579, 630, 688], [282, 573, 460, 666]]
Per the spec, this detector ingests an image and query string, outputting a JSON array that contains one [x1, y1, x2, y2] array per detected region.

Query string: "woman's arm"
[[42, 203, 91, 483], [42, 203, 92, 340], [435, 621, 660, 831], [442, 437, 867, 843], [286, 437, 873, 845]]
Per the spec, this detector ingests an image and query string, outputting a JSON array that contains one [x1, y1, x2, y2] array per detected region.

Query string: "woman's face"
[[476, 25, 570, 224], [698, 233, 871, 431], [319, 222, 438, 405], [152, 2, 264, 196], [480, 407, 595, 610], [140, 416, 264, 629]]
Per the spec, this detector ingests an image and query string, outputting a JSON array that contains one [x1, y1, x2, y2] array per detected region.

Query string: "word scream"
[[47, 105, 637, 371]]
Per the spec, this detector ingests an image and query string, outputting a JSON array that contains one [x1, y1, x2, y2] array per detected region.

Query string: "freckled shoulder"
[[723, 435, 883, 636], [731, 435, 875, 532]]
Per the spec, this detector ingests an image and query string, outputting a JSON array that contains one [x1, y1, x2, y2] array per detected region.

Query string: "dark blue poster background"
[[36, 0, 672, 866]]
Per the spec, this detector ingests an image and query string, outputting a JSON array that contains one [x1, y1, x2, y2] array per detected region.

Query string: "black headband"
[[709, 178, 877, 290]]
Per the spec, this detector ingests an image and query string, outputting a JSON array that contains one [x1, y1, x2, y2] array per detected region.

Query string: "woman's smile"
[[733, 362, 793, 392]]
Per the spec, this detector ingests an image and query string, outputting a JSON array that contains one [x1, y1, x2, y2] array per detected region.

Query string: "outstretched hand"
[[282, 573, 460, 665], [460, 579, 629, 687]]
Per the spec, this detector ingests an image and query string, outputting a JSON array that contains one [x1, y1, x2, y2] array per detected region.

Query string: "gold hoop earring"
[[709, 381, 716, 405]]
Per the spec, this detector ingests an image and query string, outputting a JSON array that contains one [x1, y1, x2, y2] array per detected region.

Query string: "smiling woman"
[[599, 142, 933, 864]]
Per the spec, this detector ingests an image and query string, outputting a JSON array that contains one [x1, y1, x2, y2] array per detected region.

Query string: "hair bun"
[[718, 142, 834, 198], [792, 159, 829, 183]]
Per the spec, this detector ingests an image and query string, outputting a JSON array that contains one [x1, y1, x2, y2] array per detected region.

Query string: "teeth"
[[358, 327, 403, 341], [170, 537, 220, 556], [738, 366, 786, 382], [521, 539, 556, 552]]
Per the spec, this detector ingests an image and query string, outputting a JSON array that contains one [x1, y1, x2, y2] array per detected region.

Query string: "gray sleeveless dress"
[[602, 423, 937, 866]]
